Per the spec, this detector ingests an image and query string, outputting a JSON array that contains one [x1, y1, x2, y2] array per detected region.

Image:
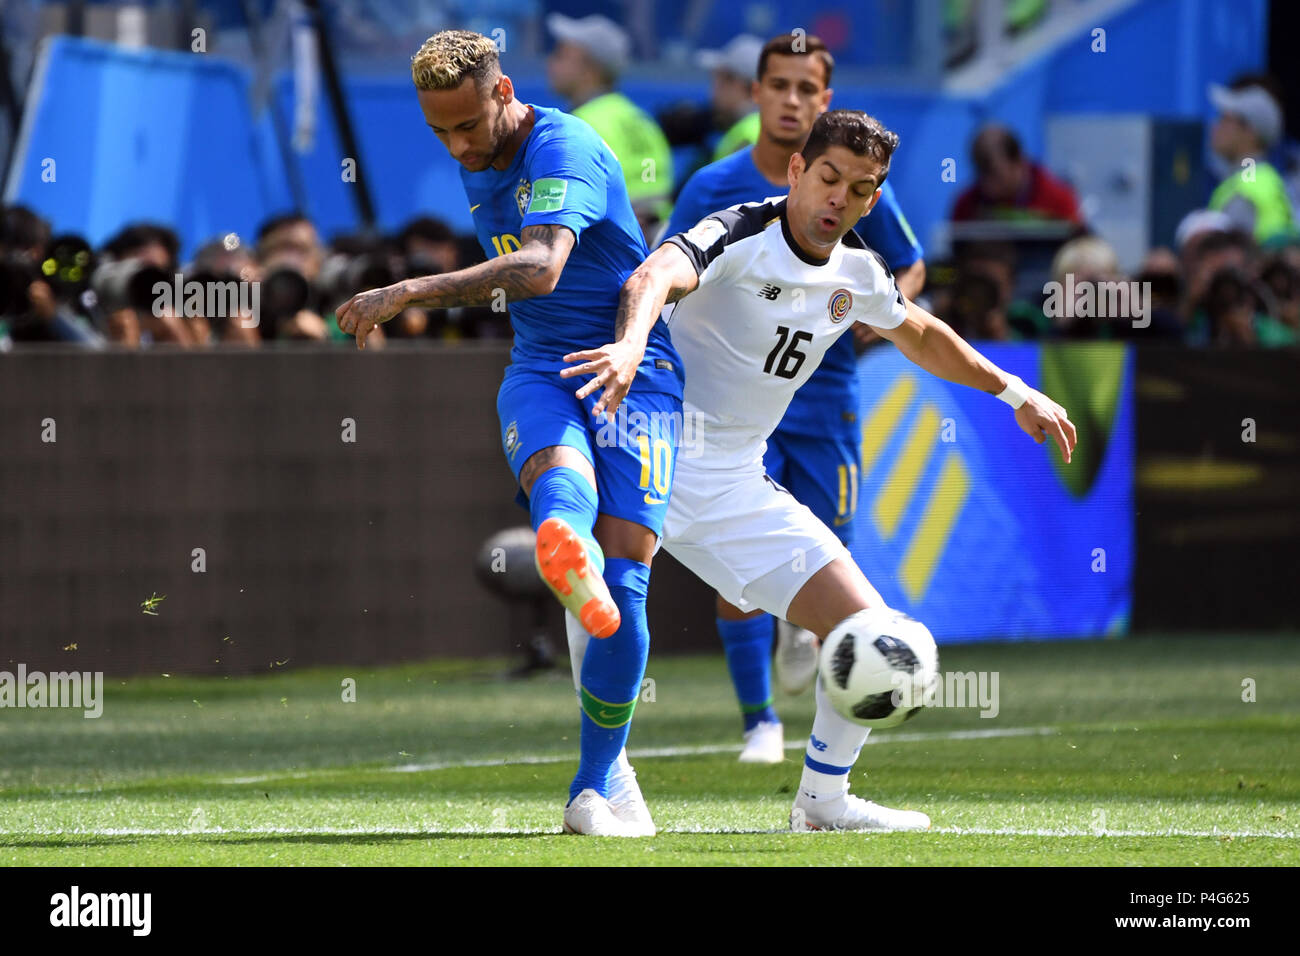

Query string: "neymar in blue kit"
[[337, 30, 681, 837]]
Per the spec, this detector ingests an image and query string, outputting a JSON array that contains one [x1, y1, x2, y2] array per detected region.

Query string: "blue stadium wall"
[[4, 0, 1268, 259]]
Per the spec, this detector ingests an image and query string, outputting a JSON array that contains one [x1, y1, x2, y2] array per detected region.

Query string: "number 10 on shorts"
[[637, 434, 673, 502]]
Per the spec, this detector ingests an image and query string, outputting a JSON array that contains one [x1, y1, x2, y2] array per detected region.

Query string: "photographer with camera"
[[256, 214, 335, 343], [0, 206, 103, 347], [91, 223, 194, 347]]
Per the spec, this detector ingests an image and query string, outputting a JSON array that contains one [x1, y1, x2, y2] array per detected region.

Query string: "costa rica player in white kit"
[[563, 109, 1076, 831]]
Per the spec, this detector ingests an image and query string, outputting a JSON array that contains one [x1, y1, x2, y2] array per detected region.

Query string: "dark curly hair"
[[801, 110, 900, 186]]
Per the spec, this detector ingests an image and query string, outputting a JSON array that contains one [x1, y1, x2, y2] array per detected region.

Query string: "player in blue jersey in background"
[[337, 31, 680, 836], [662, 33, 927, 763]]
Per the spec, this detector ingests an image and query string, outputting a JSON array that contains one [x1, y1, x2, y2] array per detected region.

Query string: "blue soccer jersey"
[[664, 144, 922, 439], [462, 105, 682, 398], [458, 105, 683, 535]]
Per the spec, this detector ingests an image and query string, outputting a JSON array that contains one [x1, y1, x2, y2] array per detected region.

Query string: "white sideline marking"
[[217, 725, 1059, 784], [2, 825, 1296, 839], [933, 827, 1300, 839]]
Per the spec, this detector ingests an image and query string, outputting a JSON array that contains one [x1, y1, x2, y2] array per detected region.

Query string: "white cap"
[[1210, 83, 1284, 147], [695, 34, 765, 81], [546, 13, 630, 75], [1174, 208, 1233, 249]]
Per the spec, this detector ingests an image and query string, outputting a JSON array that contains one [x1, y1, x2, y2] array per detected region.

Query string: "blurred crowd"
[[926, 73, 1298, 347], [927, 223, 1300, 347], [2, 13, 1297, 351], [4, 193, 1296, 352], [0, 207, 508, 349]]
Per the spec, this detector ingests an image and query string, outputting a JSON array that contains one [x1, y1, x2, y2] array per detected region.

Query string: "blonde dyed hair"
[[411, 30, 500, 91]]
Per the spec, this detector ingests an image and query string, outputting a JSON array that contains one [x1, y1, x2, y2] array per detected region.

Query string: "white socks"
[[799, 678, 871, 797], [565, 609, 591, 695]]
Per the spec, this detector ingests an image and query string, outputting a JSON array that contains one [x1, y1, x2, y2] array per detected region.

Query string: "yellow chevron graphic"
[[899, 453, 970, 602], [860, 374, 916, 477], [859, 372, 972, 602], [873, 403, 941, 540]]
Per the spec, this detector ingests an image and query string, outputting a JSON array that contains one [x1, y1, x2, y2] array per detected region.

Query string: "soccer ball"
[[819, 607, 940, 728]]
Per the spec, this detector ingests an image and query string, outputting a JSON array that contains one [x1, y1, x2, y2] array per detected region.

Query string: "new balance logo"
[[757, 284, 781, 300]]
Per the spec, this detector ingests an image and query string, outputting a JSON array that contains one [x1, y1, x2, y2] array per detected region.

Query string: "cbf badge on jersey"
[[504, 420, 521, 460], [828, 288, 853, 323], [514, 180, 532, 218]]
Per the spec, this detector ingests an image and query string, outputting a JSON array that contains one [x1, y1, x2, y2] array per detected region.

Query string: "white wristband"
[[996, 374, 1030, 409]]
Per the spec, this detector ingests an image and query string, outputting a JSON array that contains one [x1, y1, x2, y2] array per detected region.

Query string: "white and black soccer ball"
[[818, 607, 940, 728]]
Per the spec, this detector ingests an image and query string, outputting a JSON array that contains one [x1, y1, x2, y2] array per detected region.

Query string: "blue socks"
[[529, 467, 645, 802], [571, 558, 651, 800], [717, 614, 778, 731], [528, 466, 603, 573]]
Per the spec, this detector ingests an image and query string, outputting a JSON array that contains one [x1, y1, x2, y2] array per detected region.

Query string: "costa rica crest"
[[828, 288, 853, 323]]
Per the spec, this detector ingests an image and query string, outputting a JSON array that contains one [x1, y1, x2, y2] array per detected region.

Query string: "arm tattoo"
[[615, 256, 694, 341], [400, 224, 573, 308], [520, 224, 563, 250], [614, 277, 658, 341]]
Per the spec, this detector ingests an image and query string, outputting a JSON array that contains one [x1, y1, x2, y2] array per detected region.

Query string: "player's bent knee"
[[593, 513, 656, 565], [784, 557, 885, 639], [519, 445, 596, 498]]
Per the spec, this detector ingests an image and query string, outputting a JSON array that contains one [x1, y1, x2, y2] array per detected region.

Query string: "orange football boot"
[[534, 517, 621, 638]]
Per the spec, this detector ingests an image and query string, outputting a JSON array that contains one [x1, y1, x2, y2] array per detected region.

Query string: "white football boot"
[[606, 751, 656, 836], [739, 720, 785, 764], [774, 620, 819, 696], [563, 789, 641, 836], [790, 789, 931, 832]]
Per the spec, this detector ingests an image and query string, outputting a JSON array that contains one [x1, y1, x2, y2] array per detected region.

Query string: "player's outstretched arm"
[[560, 242, 700, 420], [335, 224, 575, 349], [873, 298, 1078, 463]]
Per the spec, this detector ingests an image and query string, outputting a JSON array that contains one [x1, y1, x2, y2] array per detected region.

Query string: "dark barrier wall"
[[0, 345, 717, 674], [1133, 347, 1300, 631], [3, 345, 1295, 675], [2, 345, 514, 673]]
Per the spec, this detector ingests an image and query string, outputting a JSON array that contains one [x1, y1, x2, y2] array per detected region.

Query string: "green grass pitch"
[[2, 635, 1297, 866]]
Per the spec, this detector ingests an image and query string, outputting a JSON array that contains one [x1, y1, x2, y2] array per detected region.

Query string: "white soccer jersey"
[[662, 196, 908, 465]]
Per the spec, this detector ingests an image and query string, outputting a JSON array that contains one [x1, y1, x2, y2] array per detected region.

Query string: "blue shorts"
[[763, 429, 861, 548], [497, 366, 682, 537]]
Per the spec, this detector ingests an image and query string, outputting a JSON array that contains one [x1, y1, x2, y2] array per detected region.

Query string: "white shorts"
[[661, 456, 851, 619]]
